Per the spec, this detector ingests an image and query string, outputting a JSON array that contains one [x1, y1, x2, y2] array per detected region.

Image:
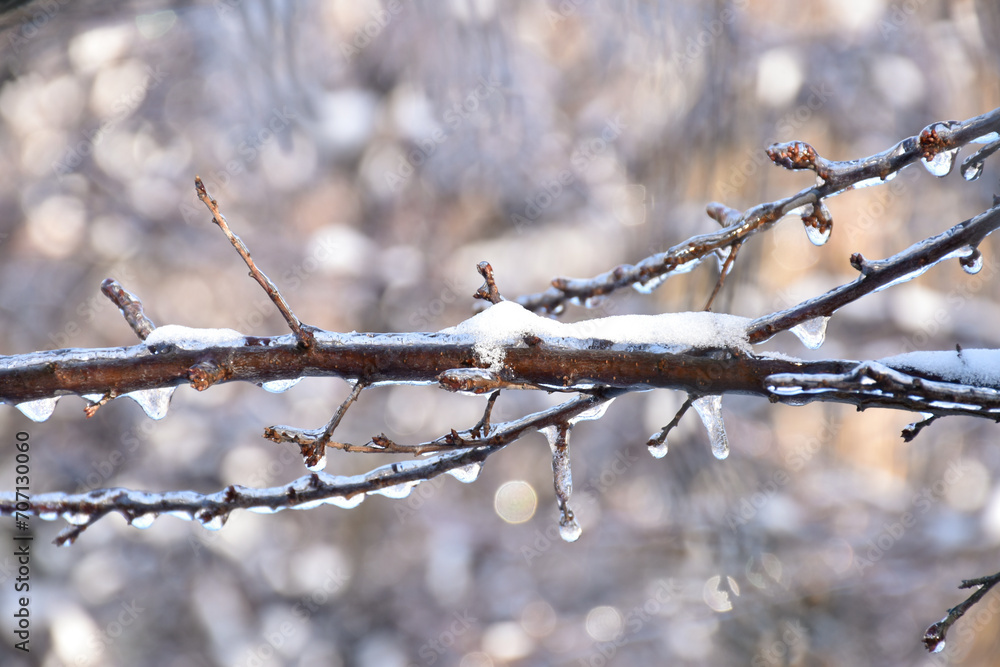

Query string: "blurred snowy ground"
[[1, 1, 1000, 665]]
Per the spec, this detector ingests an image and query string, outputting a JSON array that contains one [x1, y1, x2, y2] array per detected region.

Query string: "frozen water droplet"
[[373, 482, 418, 499], [329, 494, 365, 509], [63, 512, 92, 526], [570, 398, 615, 424], [305, 453, 328, 472], [647, 439, 668, 459], [447, 462, 483, 484], [39, 512, 58, 522], [801, 202, 833, 246], [200, 514, 227, 531], [130, 513, 156, 529], [261, 378, 302, 393], [15, 397, 59, 422], [790, 316, 829, 349], [961, 158, 984, 181], [692, 395, 729, 460], [632, 274, 667, 294], [125, 387, 175, 420], [960, 247, 984, 274], [166, 510, 194, 521], [559, 516, 582, 542], [921, 148, 958, 177]]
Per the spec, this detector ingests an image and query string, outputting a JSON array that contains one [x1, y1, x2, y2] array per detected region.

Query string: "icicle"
[[961, 158, 984, 182], [15, 397, 59, 422], [569, 398, 616, 425], [790, 316, 830, 349], [130, 513, 156, 529], [921, 148, 958, 177], [305, 453, 328, 473], [959, 247, 984, 275], [447, 462, 483, 484], [328, 494, 365, 509], [801, 202, 833, 246], [647, 438, 669, 459], [692, 395, 729, 460], [541, 423, 581, 542], [63, 511, 93, 526], [372, 481, 418, 499], [125, 387, 175, 420], [199, 513, 228, 531], [632, 274, 668, 295], [261, 378, 302, 393]]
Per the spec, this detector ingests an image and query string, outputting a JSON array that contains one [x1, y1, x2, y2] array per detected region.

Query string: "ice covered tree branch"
[[515, 107, 1000, 315]]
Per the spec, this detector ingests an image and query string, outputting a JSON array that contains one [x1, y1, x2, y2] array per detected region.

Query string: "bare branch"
[[923, 571, 1000, 653], [474, 261, 504, 304], [514, 108, 1000, 315], [194, 176, 315, 349], [101, 278, 155, 340]]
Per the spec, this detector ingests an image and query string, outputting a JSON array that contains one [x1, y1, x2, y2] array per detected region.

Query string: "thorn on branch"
[[474, 261, 504, 304], [101, 278, 156, 340], [193, 176, 315, 350]]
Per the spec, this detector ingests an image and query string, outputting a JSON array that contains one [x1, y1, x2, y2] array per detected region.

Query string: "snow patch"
[[441, 300, 750, 370], [881, 349, 1000, 390], [144, 325, 246, 351]]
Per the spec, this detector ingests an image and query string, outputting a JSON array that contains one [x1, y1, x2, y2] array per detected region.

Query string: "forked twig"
[[923, 571, 1000, 653]]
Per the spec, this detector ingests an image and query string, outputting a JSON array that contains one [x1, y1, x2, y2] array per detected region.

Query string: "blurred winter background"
[[1, 0, 1000, 665]]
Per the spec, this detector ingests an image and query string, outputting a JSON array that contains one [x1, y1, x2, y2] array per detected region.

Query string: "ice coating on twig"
[[15, 397, 59, 422], [790, 316, 830, 350], [692, 395, 729, 460], [540, 423, 581, 542]]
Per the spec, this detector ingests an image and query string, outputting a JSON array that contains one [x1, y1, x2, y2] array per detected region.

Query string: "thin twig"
[[923, 571, 1000, 653], [474, 261, 504, 304], [704, 240, 742, 312], [194, 176, 314, 349], [101, 278, 155, 340], [515, 107, 1000, 314], [646, 394, 695, 451]]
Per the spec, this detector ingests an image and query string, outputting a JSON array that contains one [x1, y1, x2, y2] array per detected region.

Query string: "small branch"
[[901, 414, 938, 442], [748, 205, 1000, 344], [194, 176, 314, 349], [515, 107, 1000, 315], [474, 261, 504, 304], [923, 571, 1000, 653], [646, 394, 695, 454], [471, 390, 500, 438], [101, 278, 155, 340], [704, 240, 742, 312], [3, 392, 617, 543]]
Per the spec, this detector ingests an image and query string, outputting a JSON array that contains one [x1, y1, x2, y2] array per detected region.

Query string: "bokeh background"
[[2, 0, 1000, 665]]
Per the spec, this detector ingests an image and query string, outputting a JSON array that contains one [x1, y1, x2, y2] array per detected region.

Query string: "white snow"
[[881, 350, 1000, 390], [441, 300, 751, 370], [144, 325, 246, 351]]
